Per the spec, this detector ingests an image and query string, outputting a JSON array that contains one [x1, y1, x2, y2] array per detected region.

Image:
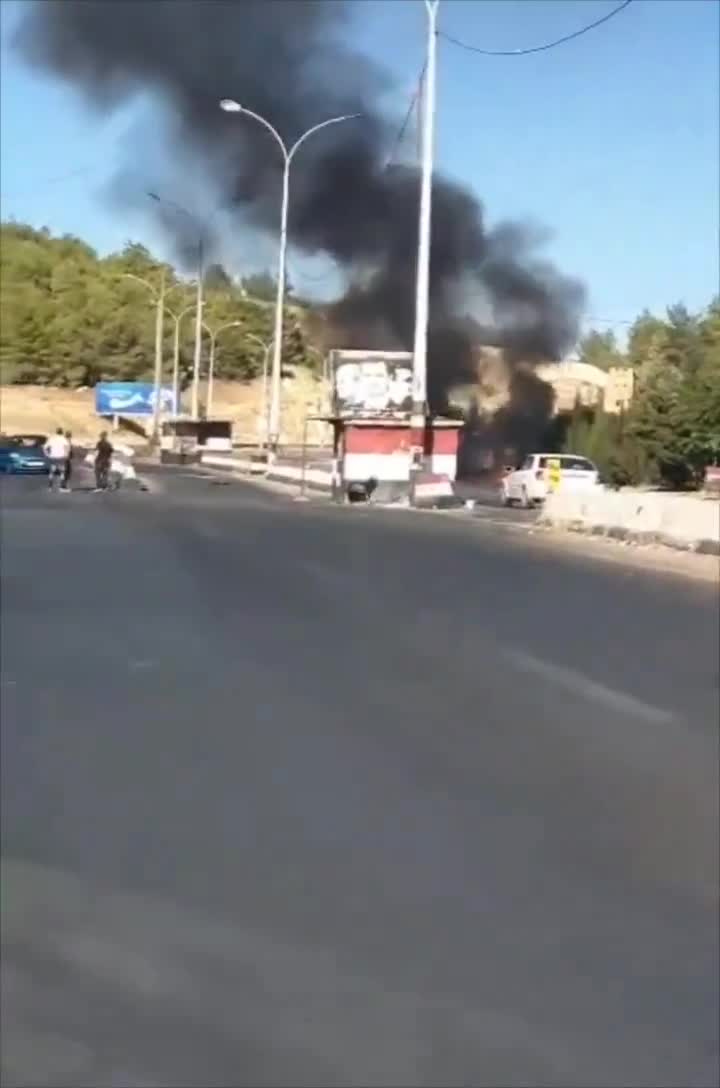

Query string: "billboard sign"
[[329, 350, 413, 419], [95, 382, 176, 417]]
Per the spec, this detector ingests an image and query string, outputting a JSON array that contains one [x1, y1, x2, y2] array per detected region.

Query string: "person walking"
[[94, 431, 113, 492], [44, 428, 71, 493], [61, 430, 73, 492]]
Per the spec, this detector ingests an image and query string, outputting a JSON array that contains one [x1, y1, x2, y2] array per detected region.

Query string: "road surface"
[[2, 472, 718, 1087]]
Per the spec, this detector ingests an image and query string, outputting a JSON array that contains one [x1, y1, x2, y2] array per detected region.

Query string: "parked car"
[[8, 433, 47, 449], [501, 453, 600, 507], [0, 443, 50, 475]]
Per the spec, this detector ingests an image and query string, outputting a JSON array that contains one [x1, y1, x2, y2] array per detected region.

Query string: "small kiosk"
[[160, 419, 233, 464], [326, 350, 463, 504]]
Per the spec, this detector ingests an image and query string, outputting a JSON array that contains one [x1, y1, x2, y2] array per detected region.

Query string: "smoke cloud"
[[14, 0, 585, 412]]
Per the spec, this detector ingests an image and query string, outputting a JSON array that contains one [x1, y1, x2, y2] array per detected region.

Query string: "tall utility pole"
[[219, 99, 359, 459], [411, 0, 440, 473]]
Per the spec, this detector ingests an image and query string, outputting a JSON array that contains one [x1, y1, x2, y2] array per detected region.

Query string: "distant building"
[[535, 360, 608, 413], [455, 351, 636, 476], [535, 360, 635, 415], [603, 366, 635, 414]]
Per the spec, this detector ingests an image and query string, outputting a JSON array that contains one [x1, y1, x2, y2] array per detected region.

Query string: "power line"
[[585, 315, 635, 326], [439, 0, 633, 57], [383, 61, 427, 170], [0, 164, 101, 201]]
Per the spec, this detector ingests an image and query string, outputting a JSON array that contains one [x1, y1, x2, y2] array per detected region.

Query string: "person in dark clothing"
[[94, 432, 113, 491], [61, 430, 73, 491]]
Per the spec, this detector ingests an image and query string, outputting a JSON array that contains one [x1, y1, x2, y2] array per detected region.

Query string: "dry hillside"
[[0, 371, 332, 446]]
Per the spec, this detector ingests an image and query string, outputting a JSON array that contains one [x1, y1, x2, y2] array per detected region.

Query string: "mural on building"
[[329, 350, 414, 418]]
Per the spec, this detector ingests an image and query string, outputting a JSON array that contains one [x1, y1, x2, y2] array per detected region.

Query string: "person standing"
[[61, 430, 73, 492], [94, 431, 113, 492], [44, 428, 71, 493]]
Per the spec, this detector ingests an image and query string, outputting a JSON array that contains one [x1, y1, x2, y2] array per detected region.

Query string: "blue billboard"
[[95, 382, 177, 417]]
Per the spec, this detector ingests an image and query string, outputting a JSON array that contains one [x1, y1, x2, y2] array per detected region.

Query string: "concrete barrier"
[[539, 488, 720, 555]]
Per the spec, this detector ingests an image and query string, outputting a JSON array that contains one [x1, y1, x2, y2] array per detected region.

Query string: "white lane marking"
[[502, 647, 676, 725]]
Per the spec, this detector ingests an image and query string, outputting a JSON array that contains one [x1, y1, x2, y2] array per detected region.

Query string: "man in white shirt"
[[44, 428, 71, 492]]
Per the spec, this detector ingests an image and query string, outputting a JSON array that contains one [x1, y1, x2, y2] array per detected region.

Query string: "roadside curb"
[[199, 454, 332, 494], [265, 472, 330, 494], [197, 457, 479, 511], [546, 520, 720, 558]]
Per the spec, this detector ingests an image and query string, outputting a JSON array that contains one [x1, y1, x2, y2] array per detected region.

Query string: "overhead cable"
[[439, 0, 633, 57]]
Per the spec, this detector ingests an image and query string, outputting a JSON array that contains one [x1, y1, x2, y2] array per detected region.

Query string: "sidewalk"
[[199, 451, 333, 493]]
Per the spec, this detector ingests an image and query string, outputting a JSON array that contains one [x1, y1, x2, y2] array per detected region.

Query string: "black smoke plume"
[[14, 0, 585, 413]]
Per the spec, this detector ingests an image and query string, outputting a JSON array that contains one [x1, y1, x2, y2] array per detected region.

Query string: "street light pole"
[[207, 329, 216, 419], [152, 267, 166, 439], [219, 99, 359, 459], [203, 320, 243, 418], [147, 192, 212, 421], [191, 234, 205, 419], [121, 270, 179, 443], [271, 160, 290, 452], [166, 303, 198, 414], [243, 332, 272, 448], [411, 0, 440, 473]]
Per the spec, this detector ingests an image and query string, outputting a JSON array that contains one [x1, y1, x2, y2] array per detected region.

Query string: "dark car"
[[0, 443, 49, 475]]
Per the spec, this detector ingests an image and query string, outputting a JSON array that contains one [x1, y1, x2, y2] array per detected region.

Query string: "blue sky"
[[1, 0, 718, 338]]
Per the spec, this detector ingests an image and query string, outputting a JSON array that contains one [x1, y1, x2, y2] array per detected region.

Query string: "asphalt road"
[[2, 472, 718, 1088]]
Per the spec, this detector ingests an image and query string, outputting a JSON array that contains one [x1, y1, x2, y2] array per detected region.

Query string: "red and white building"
[[327, 350, 463, 502]]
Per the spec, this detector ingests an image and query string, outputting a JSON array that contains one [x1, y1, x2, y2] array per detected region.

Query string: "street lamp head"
[[219, 99, 242, 113]]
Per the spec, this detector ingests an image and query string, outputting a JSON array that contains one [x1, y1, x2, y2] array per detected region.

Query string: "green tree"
[[626, 310, 667, 374], [204, 263, 233, 291], [578, 328, 625, 371], [241, 271, 295, 302], [625, 302, 720, 486]]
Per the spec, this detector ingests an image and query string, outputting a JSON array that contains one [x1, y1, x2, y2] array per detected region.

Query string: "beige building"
[[448, 351, 636, 421], [604, 366, 635, 414], [536, 360, 635, 416]]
